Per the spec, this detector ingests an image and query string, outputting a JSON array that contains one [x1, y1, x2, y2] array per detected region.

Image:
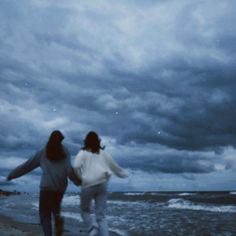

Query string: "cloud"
[[110, 143, 221, 175], [0, 0, 236, 190]]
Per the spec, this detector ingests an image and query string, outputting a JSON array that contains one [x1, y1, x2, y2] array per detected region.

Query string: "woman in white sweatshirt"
[[74, 131, 127, 236]]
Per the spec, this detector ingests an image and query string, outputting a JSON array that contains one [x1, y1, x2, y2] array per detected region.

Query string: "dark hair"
[[82, 131, 105, 154], [46, 130, 66, 161]]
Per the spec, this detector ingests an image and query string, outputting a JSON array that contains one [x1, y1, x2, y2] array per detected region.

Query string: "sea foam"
[[178, 192, 196, 196], [62, 195, 80, 206], [167, 198, 236, 213], [123, 192, 145, 196], [61, 211, 82, 221]]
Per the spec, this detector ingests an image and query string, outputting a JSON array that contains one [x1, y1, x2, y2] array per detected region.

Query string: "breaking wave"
[[166, 198, 236, 213]]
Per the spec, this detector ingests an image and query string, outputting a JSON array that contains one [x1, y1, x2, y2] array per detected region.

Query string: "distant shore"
[[0, 189, 21, 196]]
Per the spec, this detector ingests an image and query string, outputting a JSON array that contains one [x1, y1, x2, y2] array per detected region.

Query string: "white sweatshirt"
[[74, 149, 127, 188]]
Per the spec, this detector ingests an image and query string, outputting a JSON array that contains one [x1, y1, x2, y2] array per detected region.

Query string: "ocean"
[[0, 191, 236, 236]]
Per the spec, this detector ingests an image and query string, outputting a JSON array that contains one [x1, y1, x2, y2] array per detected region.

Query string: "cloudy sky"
[[0, 0, 236, 192]]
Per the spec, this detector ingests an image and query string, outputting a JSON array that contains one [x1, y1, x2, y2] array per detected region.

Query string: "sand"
[[0, 214, 90, 236], [0, 213, 119, 236], [0, 214, 42, 236], [0, 189, 119, 236]]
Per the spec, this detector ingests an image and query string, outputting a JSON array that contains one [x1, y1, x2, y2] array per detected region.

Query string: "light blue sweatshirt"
[[8, 147, 80, 192]]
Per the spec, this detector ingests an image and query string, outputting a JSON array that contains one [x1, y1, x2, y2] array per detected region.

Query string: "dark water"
[[0, 191, 236, 235]]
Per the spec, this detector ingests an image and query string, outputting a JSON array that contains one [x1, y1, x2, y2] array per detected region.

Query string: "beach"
[[0, 214, 42, 236], [0, 190, 42, 236], [0, 213, 125, 236], [0, 212, 122, 236], [0, 214, 91, 236], [1, 190, 236, 235]]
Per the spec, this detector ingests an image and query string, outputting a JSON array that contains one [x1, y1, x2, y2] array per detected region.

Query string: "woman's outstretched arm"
[[103, 152, 128, 178], [7, 150, 41, 181]]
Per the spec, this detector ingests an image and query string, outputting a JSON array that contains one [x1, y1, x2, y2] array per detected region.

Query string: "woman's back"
[[75, 150, 112, 188], [74, 149, 127, 188], [39, 147, 72, 191], [7, 146, 74, 192], [74, 131, 127, 236]]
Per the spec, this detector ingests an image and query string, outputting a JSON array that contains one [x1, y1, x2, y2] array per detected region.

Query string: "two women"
[[7, 130, 127, 236]]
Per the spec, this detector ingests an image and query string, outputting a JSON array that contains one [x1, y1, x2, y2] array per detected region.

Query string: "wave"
[[178, 193, 196, 196], [108, 199, 155, 208], [167, 198, 236, 213], [110, 228, 128, 236], [230, 191, 236, 195], [31, 201, 38, 210], [62, 195, 80, 206], [31, 195, 81, 210], [61, 211, 82, 221], [123, 192, 145, 196], [62, 212, 128, 236], [123, 192, 162, 196]]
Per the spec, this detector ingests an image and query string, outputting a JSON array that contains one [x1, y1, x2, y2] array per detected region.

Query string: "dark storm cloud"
[[0, 0, 236, 189], [120, 67, 236, 151], [125, 152, 216, 174]]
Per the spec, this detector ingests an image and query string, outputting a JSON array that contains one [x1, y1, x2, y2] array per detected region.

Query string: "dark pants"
[[39, 190, 64, 236]]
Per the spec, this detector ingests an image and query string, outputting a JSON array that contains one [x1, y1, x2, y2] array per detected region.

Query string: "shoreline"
[[0, 213, 89, 236], [0, 189, 43, 235], [0, 212, 120, 236], [0, 189, 117, 236], [0, 213, 42, 236]]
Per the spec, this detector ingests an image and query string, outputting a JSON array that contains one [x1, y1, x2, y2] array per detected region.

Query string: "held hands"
[[74, 177, 82, 186]]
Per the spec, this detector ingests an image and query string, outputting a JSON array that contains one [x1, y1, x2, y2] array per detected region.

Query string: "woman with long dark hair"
[[74, 131, 127, 236], [7, 130, 81, 236]]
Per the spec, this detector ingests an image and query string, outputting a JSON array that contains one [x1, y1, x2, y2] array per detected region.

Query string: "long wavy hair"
[[46, 130, 66, 161], [82, 131, 105, 154]]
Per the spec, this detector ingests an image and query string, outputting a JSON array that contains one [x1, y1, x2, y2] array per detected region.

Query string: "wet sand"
[[0, 213, 119, 236], [0, 214, 90, 236], [0, 214, 42, 236], [0, 190, 119, 235]]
